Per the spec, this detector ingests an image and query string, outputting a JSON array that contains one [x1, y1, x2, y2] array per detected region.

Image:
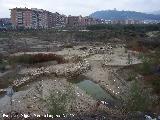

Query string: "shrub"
[[44, 85, 75, 117], [124, 80, 152, 112], [63, 44, 73, 48], [136, 55, 153, 75], [12, 54, 32, 64], [0, 59, 7, 72], [0, 64, 6, 72], [31, 54, 66, 64], [127, 73, 136, 81], [152, 78, 160, 94], [9, 53, 66, 65], [79, 47, 87, 51]]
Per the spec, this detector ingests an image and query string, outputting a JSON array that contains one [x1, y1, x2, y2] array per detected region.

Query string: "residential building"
[[31, 8, 50, 29], [51, 12, 67, 27], [111, 19, 144, 25], [10, 8, 32, 29], [10, 8, 53, 29], [59, 14, 67, 27], [10, 7, 101, 29], [67, 15, 83, 26], [67, 15, 101, 27], [0, 18, 12, 29]]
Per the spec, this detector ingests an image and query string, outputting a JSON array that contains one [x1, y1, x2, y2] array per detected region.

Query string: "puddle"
[[76, 79, 114, 101]]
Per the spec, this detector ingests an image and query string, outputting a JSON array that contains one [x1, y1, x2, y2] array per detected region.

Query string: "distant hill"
[[148, 10, 160, 15], [90, 10, 160, 20]]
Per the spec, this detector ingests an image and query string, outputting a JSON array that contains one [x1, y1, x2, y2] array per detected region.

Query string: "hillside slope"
[[90, 10, 160, 20]]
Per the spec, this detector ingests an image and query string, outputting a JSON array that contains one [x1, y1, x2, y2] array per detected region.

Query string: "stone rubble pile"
[[88, 45, 113, 55], [64, 59, 91, 79], [13, 60, 91, 87]]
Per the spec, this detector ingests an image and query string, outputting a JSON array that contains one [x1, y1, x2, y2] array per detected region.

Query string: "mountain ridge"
[[90, 10, 160, 20], [148, 10, 160, 15]]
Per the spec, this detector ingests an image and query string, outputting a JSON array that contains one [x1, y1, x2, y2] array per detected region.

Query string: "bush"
[[127, 73, 136, 81], [62, 44, 73, 48], [124, 80, 152, 112], [9, 53, 66, 65], [0, 59, 7, 72], [79, 47, 87, 51], [152, 78, 160, 94], [0, 64, 6, 72], [44, 85, 75, 117], [125, 81, 151, 112], [136, 55, 153, 75], [32, 54, 66, 64]]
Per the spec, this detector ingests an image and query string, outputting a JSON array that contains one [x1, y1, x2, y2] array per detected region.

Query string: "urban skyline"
[[1, 7, 150, 30], [1, 0, 160, 18], [9, 7, 102, 29]]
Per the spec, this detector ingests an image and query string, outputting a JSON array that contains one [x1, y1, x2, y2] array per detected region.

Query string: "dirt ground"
[[0, 44, 141, 118]]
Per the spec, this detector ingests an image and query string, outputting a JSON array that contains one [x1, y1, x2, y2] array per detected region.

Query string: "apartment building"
[[31, 8, 51, 29], [59, 14, 67, 27], [67, 15, 104, 27], [0, 18, 12, 28], [10, 8, 32, 29], [67, 15, 82, 26], [79, 17, 95, 26], [111, 19, 143, 25], [10, 8, 69, 29], [10, 7, 101, 29], [10, 8, 53, 29], [51, 12, 67, 27]]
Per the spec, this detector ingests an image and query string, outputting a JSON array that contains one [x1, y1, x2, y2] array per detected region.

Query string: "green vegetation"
[[0, 60, 5, 72], [122, 46, 160, 112], [135, 48, 160, 96], [152, 78, 160, 94], [9, 53, 66, 65], [137, 56, 153, 75], [127, 73, 136, 81], [44, 84, 75, 117], [62, 44, 74, 48], [124, 80, 152, 112], [0, 28, 145, 44], [0, 59, 8, 72], [136, 49, 160, 75], [86, 24, 160, 32]]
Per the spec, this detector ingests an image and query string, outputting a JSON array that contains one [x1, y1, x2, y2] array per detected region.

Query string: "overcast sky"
[[0, 0, 160, 18]]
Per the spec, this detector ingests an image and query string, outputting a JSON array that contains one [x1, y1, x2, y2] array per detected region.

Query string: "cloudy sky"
[[0, 0, 160, 17]]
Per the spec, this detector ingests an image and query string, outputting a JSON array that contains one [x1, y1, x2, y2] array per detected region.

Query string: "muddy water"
[[76, 80, 114, 101]]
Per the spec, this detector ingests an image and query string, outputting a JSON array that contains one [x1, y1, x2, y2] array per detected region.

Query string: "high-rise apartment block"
[[10, 7, 67, 29], [67, 15, 101, 27], [10, 7, 103, 29], [10, 8, 32, 29], [52, 12, 67, 27]]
